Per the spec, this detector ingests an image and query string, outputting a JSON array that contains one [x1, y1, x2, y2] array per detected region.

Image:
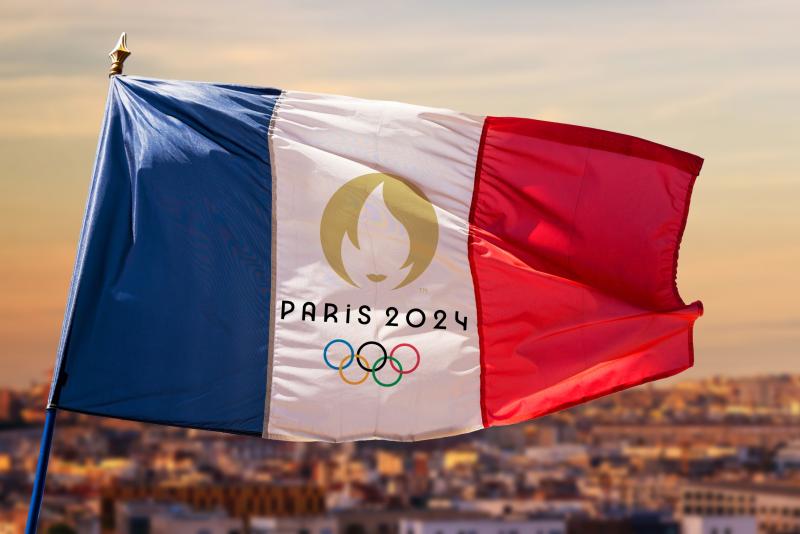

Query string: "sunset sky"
[[1, 1, 798, 386]]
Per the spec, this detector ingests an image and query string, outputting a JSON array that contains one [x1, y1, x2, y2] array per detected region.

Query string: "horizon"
[[1, 0, 799, 387], [5, 369, 800, 394]]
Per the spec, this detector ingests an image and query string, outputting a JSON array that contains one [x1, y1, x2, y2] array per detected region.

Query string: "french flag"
[[49, 76, 703, 442]]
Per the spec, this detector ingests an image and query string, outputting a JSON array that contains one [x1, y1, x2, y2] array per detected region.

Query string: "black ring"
[[357, 341, 388, 372]]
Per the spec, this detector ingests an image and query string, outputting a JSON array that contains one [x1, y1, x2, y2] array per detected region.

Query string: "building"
[[567, 516, 678, 534], [0, 390, 17, 422], [116, 502, 243, 534], [775, 442, 800, 472], [443, 450, 479, 471], [335, 510, 488, 534], [680, 482, 800, 534], [376, 451, 404, 477], [251, 516, 337, 534], [453, 499, 591, 519], [400, 518, 565, 534], [591, 424, 800, 450], [682, 516, 756, 534], [101, 483, 325, 533]]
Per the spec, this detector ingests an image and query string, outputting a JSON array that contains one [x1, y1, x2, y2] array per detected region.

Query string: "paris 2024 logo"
[[318, 173, 439, 386]]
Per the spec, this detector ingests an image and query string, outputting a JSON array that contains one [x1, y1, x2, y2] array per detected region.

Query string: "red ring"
[[389, 343, 420, 374]]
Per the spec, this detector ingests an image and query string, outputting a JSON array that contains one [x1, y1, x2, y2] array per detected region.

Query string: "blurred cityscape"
[[1, 375, 800, 534]]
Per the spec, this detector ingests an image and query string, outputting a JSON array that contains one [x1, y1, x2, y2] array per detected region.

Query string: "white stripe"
[[266, 91, 484, 441]]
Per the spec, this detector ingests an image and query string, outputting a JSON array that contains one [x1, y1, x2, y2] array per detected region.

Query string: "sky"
[[0, 1, 798, 386]]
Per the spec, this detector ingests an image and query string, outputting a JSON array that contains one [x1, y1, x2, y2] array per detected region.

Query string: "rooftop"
[[683, 482, 800, 498]]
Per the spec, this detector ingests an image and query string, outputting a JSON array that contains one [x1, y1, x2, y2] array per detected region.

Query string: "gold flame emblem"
[[320, 173, 439, 289]]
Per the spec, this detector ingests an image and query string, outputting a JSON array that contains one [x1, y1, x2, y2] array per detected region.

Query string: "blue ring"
[[324, 339, 354, 370]]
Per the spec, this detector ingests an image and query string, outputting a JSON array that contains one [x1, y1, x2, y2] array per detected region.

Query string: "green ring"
[[371, 356, 403, 387]]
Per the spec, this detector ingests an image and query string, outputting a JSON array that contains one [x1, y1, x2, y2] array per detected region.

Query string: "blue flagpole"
[[25, 407, 57, 534]]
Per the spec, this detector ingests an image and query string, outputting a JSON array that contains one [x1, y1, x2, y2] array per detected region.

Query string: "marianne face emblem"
[[320, 173, 439, 289]]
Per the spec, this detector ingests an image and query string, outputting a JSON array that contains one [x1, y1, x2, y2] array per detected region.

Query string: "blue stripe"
[[51, 77, 281, 435]]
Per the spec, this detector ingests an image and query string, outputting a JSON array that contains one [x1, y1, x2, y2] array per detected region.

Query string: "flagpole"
[[24, 408, 57, 534], [24, 32, 132, 534]]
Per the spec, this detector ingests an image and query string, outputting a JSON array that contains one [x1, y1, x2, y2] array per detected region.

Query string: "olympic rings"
[[356, 341, 388, 372], [373, 356, 403, 387], [390, 343, 420, 374], [323, 338, 354, 370], [322, 339, 420, 387], [339, 354, 370, 385]]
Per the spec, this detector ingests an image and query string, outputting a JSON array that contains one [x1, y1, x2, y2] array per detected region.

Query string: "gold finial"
[[108, 32, 131, 77]]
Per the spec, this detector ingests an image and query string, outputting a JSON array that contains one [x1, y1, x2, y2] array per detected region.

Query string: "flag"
[[49, 76, 703, 442]]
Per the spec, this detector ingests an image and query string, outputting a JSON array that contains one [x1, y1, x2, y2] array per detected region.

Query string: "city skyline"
[[2, 372, 799, 533], [1, 0, 799, 386]]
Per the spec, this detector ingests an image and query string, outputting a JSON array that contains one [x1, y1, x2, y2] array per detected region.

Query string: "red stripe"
[[487, 116, 703, 176], [468, 118, 491, 428], [671, 172, 701, 307], [469, 116, 703, 428]]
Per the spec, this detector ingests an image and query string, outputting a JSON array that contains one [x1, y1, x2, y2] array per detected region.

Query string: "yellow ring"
[[339, 354, 370, 385]]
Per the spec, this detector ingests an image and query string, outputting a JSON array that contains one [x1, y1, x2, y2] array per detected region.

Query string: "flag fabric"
[[49, 76, 703, 442]]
